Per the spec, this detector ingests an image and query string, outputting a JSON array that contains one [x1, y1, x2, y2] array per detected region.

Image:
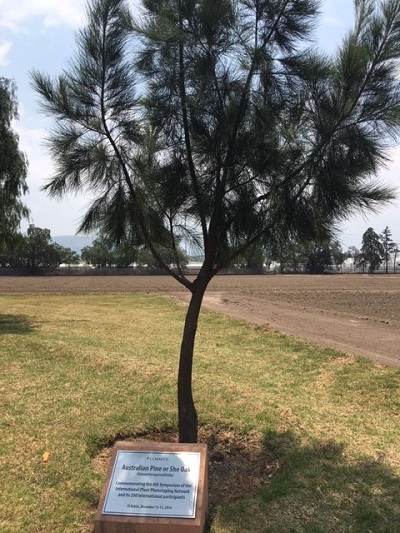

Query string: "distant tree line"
[[262, 226, 398, 274], [0, 226, 189, 270], [0, 225, 80, 269], [0, 224, 397, 274], [263, 238, 345, 274], [81, 235, 188, 268]]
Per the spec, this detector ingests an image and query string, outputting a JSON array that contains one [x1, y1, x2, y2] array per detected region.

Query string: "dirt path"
[[195, 292, 400, 367], [1, 274, 399, 367]]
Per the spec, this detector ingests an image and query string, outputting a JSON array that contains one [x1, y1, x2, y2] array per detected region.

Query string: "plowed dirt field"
[[1, 274, 399, 366]]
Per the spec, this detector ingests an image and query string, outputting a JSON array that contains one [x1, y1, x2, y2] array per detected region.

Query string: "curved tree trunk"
[[178, 277, 208, 443]]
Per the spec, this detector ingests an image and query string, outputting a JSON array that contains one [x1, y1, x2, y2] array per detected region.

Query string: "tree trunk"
[[178, 278, 208, 443]]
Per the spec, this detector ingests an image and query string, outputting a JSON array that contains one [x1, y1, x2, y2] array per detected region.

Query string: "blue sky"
[[1, 0, 399, 249]]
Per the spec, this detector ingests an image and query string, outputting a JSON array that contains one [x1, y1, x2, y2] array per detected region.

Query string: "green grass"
[[0, 293, 399, 532]]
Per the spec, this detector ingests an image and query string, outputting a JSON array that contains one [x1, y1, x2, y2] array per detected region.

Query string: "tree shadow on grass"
[[0, 314, 36, 335], [86, 426, 399, 532], [211, 430, 400, 533]]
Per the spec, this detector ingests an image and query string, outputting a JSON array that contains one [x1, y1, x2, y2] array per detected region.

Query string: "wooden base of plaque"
[[94, 441, 208, 533]]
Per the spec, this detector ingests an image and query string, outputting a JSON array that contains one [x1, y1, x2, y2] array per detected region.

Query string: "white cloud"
[[0, 0, 85, 31], [0, 40, 12, 65], [0, 0, 142, 31]]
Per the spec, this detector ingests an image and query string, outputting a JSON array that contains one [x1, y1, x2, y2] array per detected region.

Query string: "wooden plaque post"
[[94, 441, 208, 533]]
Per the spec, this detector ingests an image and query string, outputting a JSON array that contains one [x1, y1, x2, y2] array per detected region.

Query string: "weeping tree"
[[0, 78, 29, 245], [32, 0, 400, 442]]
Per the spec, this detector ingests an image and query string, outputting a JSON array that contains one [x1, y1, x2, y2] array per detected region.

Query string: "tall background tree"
[[0, 78, 29, 245], [393, 243, 400, 272], [356, 227, 384, 273], [33, 0, 400, 442], [380, 225, 396, 273]]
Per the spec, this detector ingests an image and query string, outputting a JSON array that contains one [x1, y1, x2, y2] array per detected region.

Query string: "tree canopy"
[[0, 78, 29, 244], [81, 235, 137, 267], [380, 225, 396, 273], [0, 225, 80, 269], [356, 227, 384, 273], [32, 0, 400, 442]]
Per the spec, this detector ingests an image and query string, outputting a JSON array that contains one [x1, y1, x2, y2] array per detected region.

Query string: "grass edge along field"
[[0, 293, 399, 532]]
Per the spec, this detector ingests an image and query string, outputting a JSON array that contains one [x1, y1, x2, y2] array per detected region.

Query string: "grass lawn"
[[0, 292, 399, 532]]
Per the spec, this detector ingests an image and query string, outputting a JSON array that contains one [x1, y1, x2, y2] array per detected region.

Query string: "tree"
[[0, 233, 25, 267], [137, 244, 188, 268], [112, 241, 137, 267], [346, 246, 360, 259], [356, 227, 384, 273], [394, 243, 400, 273], [81, 236, 137, 267], [301, 241, 333, 274], [81, 237, 116, 267], [0, 226, 79, 268], [272, 238, 344, 273], [380, 225, 396, 273], [24, 225, 53, 269], [270, 238, 304, 273], [0, 78, 29, 244], [231, 243, 265, 269], [32, 0, 400, 442], [329, 240, 346, 269], [24, 225, 56, 268], [54, 244, 81, 266], [17, 224, 77, 269]]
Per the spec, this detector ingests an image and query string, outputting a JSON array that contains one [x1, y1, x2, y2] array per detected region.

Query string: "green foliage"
[[356, 226, 384, 273], [328, 239, 346, 267], [136, 243, 188, 268], [233, 244, 266, 269], [301, 239, 345, 274], [0, 78, 29, 244], [380, 225, 396, 273], [302, 242, 333, 274], [31, 0, 400, 283], [0, 232, 25, 267], [25, 225, 56, 268], [81, 235, 136, 267], [55, 245, 80, 266], [346, 245, 360, 259], [80, 235, 189, 269], [267, 237, 344, 273], [0, 225, 80, 268]]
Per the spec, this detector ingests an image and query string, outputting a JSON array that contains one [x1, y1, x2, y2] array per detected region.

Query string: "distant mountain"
[[52, 235, 94, 254]]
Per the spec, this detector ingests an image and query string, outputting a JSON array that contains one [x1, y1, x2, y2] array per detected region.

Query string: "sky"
[[1, 0, 399, 249]]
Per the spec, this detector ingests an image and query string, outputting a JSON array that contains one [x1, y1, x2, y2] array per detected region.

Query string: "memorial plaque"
[[103, 450, 201, 518], [94, 441, 208, 533]]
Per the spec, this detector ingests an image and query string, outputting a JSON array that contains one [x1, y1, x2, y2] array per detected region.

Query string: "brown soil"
[[1, 274, 399, 366]]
